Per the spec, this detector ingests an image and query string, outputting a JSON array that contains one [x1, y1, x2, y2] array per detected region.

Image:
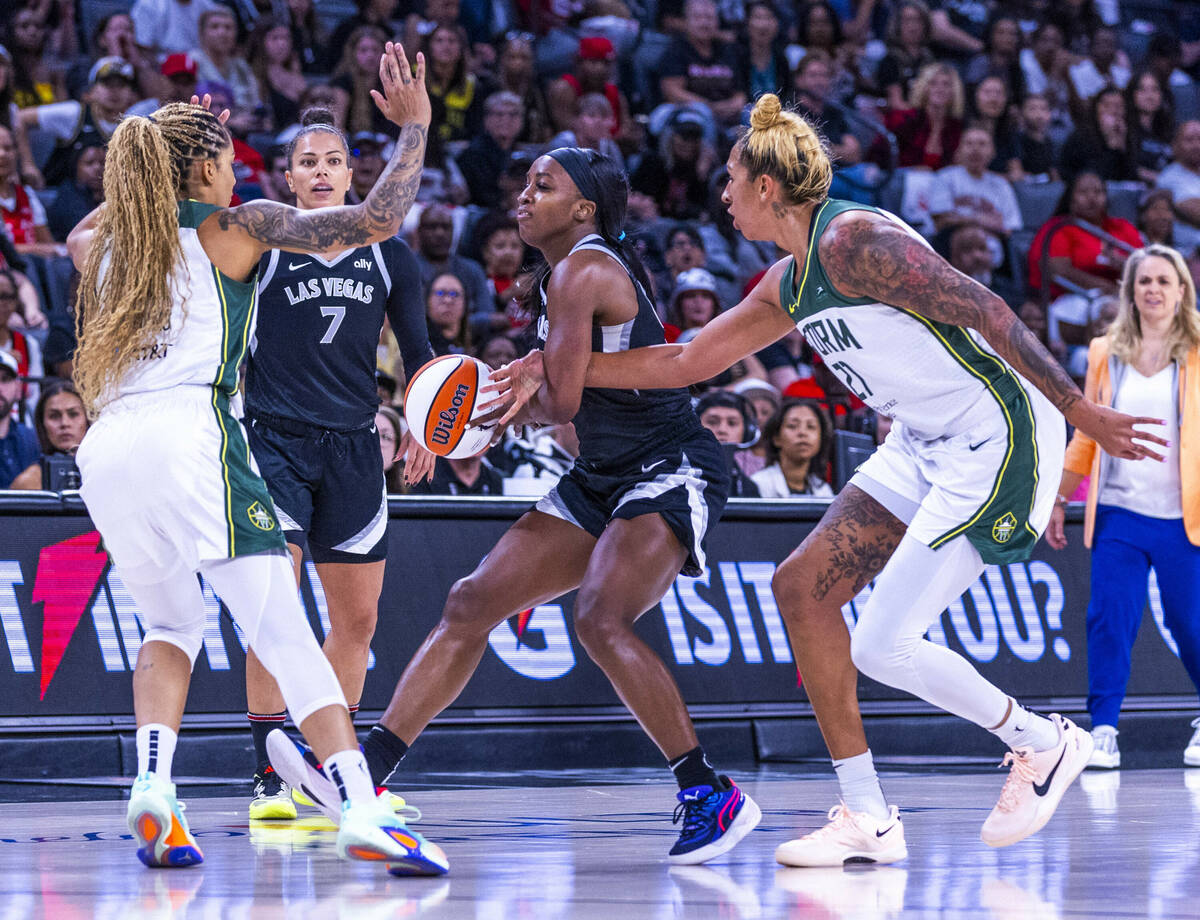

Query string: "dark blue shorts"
[[535, 427, 729, 577], [247, 414, 388, 564]]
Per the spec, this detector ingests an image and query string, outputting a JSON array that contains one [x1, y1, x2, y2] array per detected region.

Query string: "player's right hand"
[[371, 43, 431, 129]]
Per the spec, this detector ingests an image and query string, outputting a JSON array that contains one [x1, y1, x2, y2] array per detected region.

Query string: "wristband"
[[1054, 494, 1070, 509]]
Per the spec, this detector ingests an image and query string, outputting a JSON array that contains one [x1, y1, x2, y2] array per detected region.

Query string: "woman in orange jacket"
[[1046, 243, 1200, 770]]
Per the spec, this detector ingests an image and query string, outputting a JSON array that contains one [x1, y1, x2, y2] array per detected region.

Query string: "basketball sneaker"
[[1185, 717, 1200, 767], [980, 713, 1093, 848], [267, 729, 341, 823], [667, 777, 761, 865], [338, 799, 449, 876], [250, 765, 297, 820], [774, 804, 907, 867], [1087, 725, 1119, 769], [127, 772, 204, 868]]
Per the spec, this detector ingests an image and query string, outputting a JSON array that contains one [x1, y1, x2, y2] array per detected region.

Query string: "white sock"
[[992, 700, 1059, 752], [833, 750, 890, 820], [323, 749, 378, 806], [136, 723, 177, 781]]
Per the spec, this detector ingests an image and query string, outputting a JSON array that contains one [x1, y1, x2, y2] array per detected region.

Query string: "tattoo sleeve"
[[216, 124, 428, 252], [819, 216, 1084, 419]]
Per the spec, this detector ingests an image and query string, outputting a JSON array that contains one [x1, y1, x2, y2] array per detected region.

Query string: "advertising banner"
[[0, 498, 1191, 717]]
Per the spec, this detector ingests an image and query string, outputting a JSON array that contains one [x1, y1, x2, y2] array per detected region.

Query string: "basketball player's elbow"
[[539, 387, 580, 425]]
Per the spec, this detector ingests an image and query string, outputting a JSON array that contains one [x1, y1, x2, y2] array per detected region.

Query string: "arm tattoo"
[[820, 216, 1083, 418], [216, 124, 428, 251]]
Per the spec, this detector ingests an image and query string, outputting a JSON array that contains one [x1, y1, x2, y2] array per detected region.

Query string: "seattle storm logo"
[[992, 512, 1017, 544]]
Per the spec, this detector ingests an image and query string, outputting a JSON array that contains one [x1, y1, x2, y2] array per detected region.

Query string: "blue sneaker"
[[668, 777, 761, 865]]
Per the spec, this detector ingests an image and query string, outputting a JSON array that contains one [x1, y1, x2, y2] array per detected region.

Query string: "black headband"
[[547, 147, 604, 211]]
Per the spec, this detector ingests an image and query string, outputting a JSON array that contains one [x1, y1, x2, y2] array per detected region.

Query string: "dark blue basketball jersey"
[[246, 238, 433, 430], [535, 234, 702, 467]]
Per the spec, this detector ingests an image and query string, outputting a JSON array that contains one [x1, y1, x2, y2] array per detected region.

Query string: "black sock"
[[669, 746, 721, 791], [363, 724, 409, 786], [248, 711, 286, 773]]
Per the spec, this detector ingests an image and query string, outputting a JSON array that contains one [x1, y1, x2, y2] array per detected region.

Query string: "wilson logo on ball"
[[404, 355, 495, 458]]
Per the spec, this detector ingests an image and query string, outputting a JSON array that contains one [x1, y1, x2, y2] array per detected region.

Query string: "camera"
[[42, 454, 82, 491]]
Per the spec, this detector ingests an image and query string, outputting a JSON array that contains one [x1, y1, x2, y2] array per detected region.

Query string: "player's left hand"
[[475, 350, 545, 428], [1072, 401, 1168, 461], [398, 430, 436, 486], [190, 93, 231, 125]]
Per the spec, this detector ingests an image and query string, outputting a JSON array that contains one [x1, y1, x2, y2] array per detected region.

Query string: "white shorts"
[[851, 383, 1065, 565], [78, 386, 285, 584]]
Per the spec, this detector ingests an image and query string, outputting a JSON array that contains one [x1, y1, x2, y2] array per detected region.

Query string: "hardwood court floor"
[[0, 765, 1197, 919]]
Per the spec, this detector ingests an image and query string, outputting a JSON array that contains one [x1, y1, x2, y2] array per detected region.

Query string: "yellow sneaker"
[[249, 766, 297, 820]]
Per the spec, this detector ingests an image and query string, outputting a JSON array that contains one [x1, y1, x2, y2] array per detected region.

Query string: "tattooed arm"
[[818, 212, 1167, 461], [205, 43, 430, 278]]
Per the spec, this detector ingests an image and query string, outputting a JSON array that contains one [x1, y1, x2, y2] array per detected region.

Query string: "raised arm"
[[214, 43, 429, 258], [584, 259, 795, 390], [819, 213, 1166, 461]]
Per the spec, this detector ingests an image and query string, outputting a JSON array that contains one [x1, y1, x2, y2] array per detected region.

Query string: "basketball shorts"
[[77, 386, 285, 583], [535, 428, 729, 577], [851, 383, 1065, 565], [247, 412, 388, 564]]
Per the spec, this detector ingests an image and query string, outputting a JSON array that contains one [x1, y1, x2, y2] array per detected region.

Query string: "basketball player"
[[241, 107, 435, 820], [488, 96, 1165, 863], [270, 147, 761, 866], [67, 44, 447, 875]]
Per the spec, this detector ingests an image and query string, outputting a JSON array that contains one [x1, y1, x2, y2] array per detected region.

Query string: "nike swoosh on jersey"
[[641, 458, 667, 473], [1032, 747, 1066, 797], [289, 261, 312, 270], [968, 441, 986, 451]]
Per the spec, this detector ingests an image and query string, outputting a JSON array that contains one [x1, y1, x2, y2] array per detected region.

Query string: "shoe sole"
[[1085, 754, 1120, 769], [130, 808, 204, 868], [982, 726, 1095, 848], [666, 794, 762, 865], [1185, 751, 1200, 767], [341, 826, 450, 876], [774, 838, 909, 867], [267, 731, 341, 824], [249, 799, 299, 821]]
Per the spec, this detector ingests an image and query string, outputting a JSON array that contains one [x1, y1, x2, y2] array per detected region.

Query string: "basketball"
[[403, 355, 495, 458]]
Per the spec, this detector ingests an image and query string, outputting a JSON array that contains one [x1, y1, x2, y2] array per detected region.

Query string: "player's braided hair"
[[75, 104, 230, 415], [736, 93, 833, 207]]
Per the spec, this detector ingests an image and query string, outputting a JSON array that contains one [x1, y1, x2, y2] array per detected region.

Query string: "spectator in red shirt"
[[886, 62, 964, 171]]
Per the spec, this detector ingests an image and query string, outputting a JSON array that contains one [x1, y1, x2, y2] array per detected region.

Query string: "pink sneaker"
[[775, 803, 907, 867], [980, 713, 1093, 848]]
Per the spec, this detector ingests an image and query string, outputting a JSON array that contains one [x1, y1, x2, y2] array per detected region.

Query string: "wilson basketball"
[[403, 355, 495, 458]]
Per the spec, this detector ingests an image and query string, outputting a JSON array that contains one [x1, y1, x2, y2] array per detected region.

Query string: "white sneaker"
[[127, 772, 204, 868], [338, 799, 449, 876], [1087, 725, 1120, 769], [267, 729, 342, 823], [980, 713, 1093, 848], [775, 803, 907, 867], [1185, 717, 1200, 767]]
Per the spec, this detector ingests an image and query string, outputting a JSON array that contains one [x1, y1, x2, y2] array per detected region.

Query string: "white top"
[[100, 209, 254, 406], [1069, 59, 1130, 100], [0, 184, 47, 226], [928, 166, 1023, 233], [34, 100, 120, 142], [1156, 163, 1200, 256], [751, 463, 834, 499], [1101, 363, 1182, 518], [130, 0, 222, 54]]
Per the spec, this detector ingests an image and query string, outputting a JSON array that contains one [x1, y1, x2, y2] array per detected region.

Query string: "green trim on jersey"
[[212, 389, 286, 557], [777, 199, 884, 322], [175, 202, 257, 395], [901, 310, 1041, 564]]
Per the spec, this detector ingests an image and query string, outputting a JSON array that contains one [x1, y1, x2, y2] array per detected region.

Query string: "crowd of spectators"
[[3, 0, 1200, 498]]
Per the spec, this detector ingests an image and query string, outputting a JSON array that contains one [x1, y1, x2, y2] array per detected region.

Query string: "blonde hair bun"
[[749, 93, 784, 132]]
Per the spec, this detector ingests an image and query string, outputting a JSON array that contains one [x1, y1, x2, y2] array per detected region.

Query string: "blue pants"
[[1086, 505, 1200, 727]]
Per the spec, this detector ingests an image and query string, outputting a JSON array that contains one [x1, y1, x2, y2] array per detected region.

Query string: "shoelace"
[[995, 749, 1039, 813], [673, 789, 721, 832], [805, 804, 858, 840]]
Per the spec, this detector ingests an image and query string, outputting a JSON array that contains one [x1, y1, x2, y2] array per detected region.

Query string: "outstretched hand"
[[1073, 401, 1169, 462], [190, 93, 231, 124], [371, 42, 431, 129], [398, 430, 437, 486], [473, 350, 545, 429]]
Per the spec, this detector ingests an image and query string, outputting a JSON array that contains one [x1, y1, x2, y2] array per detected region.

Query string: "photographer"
[[10, 379, 86, 491]]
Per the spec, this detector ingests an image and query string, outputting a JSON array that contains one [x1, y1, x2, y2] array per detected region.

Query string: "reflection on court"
[[0, 766, 1197, 918]]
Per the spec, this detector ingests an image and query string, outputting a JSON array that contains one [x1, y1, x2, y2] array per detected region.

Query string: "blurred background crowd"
[[1, 0, 1199, 499]]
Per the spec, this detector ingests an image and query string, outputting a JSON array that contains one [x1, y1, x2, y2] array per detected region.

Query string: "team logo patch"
[[247, 502, 277, 532], [992, 512, 1017, 544]]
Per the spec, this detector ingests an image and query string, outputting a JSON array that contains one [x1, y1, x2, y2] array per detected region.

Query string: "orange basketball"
[[402, 355, 494, 458]]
